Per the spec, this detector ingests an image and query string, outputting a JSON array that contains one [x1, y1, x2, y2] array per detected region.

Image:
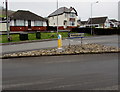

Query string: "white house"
[[48, 7, 78, 30], [9, 10, 48, 31], [86, 17, 110, 28], [109, 19, 119, 28], [0, 17, 10, 32]]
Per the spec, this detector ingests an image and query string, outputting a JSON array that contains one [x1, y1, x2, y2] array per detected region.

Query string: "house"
[[0, 17, 6, 32], [79, 21, 87, 28], [86, 17, 110, 28], [0, 17, 10, 32], [48, 7, 78, 30], [109, 19, 119, 28], [118, 21, 120, 27], [9, 10, 48, 31]]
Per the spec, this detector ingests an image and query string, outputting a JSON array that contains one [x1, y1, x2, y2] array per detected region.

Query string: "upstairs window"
[[65, 13, 67, 18], [70, 13, 75, 18]]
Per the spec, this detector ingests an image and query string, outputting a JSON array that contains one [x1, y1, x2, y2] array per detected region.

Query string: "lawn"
[[0, 32, 69, 43], [0, 32, 91, 43]]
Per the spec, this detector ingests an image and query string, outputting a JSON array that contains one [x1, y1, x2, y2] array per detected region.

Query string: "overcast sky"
[[0, 0, 120, 21]]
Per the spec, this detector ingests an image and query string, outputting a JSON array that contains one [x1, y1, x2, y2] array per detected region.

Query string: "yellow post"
[[58, 34, 62, 49]]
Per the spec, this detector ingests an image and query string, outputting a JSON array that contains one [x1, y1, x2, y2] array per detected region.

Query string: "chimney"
[[70, 7, 73, 11]]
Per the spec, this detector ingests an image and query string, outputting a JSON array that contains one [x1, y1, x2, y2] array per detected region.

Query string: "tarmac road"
[[2, 53, 118, 90], [1, 35, 119, 54]]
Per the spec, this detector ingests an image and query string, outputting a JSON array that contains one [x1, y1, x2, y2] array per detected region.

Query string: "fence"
[[71, 28, 120, 35]]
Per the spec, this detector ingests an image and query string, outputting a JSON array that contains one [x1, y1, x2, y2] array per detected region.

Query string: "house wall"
[[104, 18, 110, 28], [10, 20, 47, 26], [10, 20, 14, 26], [0, 23, 7, 31], [48, 14, 66, 26], [10, 20, 47, 31]]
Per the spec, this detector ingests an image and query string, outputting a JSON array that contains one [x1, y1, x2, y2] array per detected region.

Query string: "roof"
[[9, 10, 47, 21], [109, 19, 118, 22], [81, 21, 87, 25], [87, 17, 108, 24], [0, 20, 10, 23], [0, 17, 10, 23], [48, 7, 78, 17]]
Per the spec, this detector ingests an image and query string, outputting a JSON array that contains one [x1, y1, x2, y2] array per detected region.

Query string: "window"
[[70, 13, 75, 18], [16, 20, 25, 26], [95, 25, 98, 27], [70, 21, 75, 26], [65, 13, 67, 18], [34, 21, 43, 26]]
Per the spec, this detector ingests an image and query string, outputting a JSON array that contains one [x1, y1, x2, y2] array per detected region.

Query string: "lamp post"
[[91, 1, 99, 35], [5, 0, 10, 41], [57, 0, 58, 34]]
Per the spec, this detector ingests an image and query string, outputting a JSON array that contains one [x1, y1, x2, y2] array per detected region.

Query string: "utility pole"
[[57, 0, 58, 34], [91, 3, 92, 35], [5, 0, 10, 41], [91, 1, 99, 35]]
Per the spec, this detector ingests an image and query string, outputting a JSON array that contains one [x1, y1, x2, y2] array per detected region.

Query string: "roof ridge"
[[9, 10, 47, 21], [90, 16, 108, 19], [48, 6, 77, 17]]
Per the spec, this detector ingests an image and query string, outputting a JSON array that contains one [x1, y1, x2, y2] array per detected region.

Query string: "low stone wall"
[[2, 43, 120, 59]]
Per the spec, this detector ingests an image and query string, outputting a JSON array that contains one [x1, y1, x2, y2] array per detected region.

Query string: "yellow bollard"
[[58, 34, 62, 49]]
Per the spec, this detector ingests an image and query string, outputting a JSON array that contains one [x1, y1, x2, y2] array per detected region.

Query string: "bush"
[[19, 33, 28, 41], [36, 32, 41, 39], [71, 28, 120, 35]]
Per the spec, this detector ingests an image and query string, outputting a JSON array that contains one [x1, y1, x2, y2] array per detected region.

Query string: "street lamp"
[[91, 1, 99, 35], [5, 0, 10, 41], [57, 0, 59, 34]]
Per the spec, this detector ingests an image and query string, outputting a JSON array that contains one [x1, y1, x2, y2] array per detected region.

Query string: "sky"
[[0, 0, 120, 21]]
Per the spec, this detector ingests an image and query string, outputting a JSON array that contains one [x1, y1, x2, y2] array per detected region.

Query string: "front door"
[[64, 20, 67, 29], [28, 20, 31, 28]]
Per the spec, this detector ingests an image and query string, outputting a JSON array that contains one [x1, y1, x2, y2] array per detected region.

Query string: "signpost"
[[68, 33, 84, 46]]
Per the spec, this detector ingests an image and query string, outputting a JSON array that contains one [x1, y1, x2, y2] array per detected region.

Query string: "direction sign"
[[68, 33, 85, 46], [69, 33, 84, 38]]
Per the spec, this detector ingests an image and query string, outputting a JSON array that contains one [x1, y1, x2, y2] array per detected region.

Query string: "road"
[[2, 53, 118, 90], [1, 35, 119, 54]]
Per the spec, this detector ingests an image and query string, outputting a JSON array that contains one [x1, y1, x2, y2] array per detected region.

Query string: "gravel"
[[2, 43, 120, 58]]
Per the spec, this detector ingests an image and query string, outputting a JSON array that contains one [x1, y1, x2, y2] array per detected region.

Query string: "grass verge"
[[0, 32, 91, 43]]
